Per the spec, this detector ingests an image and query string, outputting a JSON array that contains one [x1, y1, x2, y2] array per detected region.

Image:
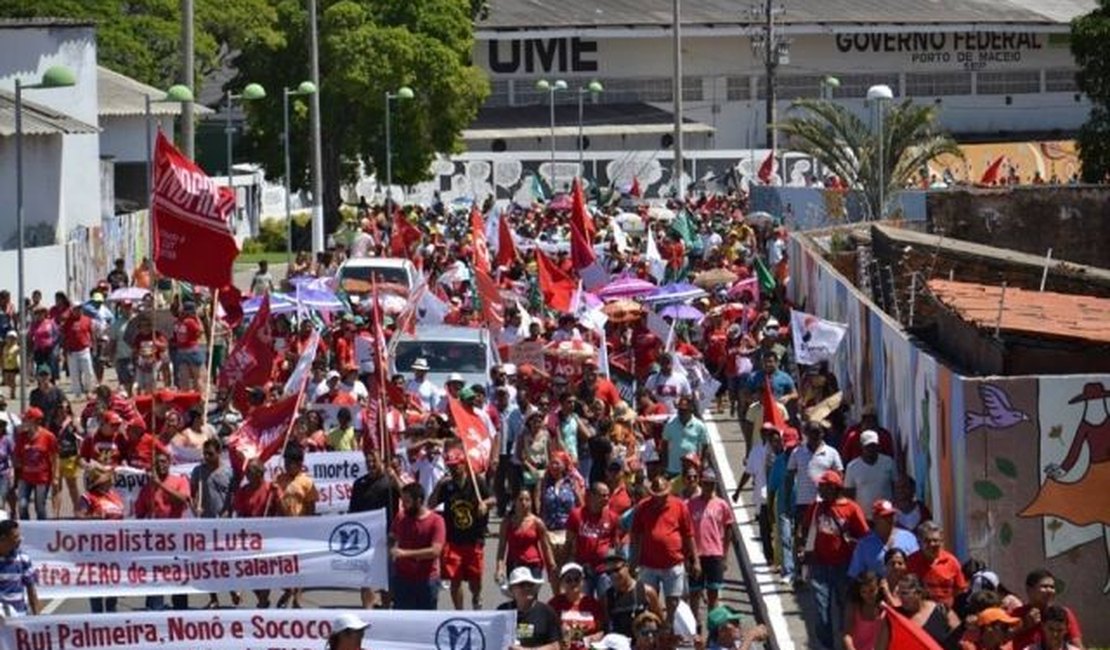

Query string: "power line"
[[750, 1, 789, 151]]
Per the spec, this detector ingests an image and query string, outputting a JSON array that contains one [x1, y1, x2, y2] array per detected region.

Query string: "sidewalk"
[[705, 409, 819, 650]]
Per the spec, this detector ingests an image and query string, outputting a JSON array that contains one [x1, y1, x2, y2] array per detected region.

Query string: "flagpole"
[[201, 288, 219, 427]]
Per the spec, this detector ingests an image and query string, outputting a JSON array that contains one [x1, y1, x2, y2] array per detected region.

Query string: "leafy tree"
[[234, 0, 488, 230], [0, 0, 280, 88], [777, 99, 962, 219], [1072, 0, 1110, 182]]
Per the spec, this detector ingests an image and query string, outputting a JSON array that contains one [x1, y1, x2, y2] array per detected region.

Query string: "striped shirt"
[[0, 548, 35, 616]]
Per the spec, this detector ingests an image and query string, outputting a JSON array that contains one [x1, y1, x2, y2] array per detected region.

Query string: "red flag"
[[218, 294, 276, 414], [882, 604, 944, 650], [758, 150, 776, 185], [536, 249, 576, 313], [390, 211, 423, 257], [470, 207, 491, 274], [474, 267, 504, 333], [630, 176, 642, 198], [227, 393, 300, 471], [217, 284, 244, 330], [151, 132, 239, 287], [761, 378, 786, 431], [447, 396, 493, 473], [495, 212, 518, 270], [979, 156, 1005, 185], [571, 178, 596, 239], [569, 178, 597, 271], [363, 278, 392, 456]]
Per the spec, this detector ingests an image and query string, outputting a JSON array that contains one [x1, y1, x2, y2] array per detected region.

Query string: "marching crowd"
[[0, 182, 1091, 650]]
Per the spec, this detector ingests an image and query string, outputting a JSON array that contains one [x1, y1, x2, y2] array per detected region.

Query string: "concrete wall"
[[926, 186, 1110, 268], [0, 244, 68, 297], [99, 114, 176, 163], [0, 135, 64, 249]]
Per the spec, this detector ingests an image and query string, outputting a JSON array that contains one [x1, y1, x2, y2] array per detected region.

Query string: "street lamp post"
[[384, 86, 414, 221], [225, 83, 266, 225], [14, 65, 76, 410], [145, 84, 196, 263], [867, 84, 894, 220], [821, 75, 840, 101], [283, 81, 318, 266], [535, 79, 567, 193], [576, 81, 603, 178]]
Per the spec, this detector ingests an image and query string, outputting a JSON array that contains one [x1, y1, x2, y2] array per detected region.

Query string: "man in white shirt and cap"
[[405, 358, 442, 411]]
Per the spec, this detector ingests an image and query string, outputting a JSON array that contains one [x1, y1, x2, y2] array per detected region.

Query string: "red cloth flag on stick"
[[630, 176, 642, 198], [474, 267, 504, 333], [470, 207, 492, 274], [151, 132, 239, 288], [761, 377, 787, 431], [217, 284, 244, 330], [217, 294, 276, 414], [447, 396, 493, 474], [227, 393, 301, 472], [881, 604, 944, 650], [979, 156, 1005, 185], [495, 212, 518, 270], [536, 249, 576, 313], [363, 277, 392, 455], [390, 211, 423, 257], [758, 150, 776, 185]]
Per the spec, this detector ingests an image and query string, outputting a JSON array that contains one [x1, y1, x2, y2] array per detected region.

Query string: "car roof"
[[393, 325, 489, 344], [339, 257, 414, 269]]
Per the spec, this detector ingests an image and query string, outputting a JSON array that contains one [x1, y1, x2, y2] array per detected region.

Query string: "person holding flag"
[[429, 446, 495, 610]]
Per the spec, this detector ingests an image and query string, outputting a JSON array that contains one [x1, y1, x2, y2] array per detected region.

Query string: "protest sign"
[[0, 609, 516, 650], [508, 340, 545, 368], [21, 510, 388, 599], [789, 309, 848, 365], [112, 451, 367, 517]]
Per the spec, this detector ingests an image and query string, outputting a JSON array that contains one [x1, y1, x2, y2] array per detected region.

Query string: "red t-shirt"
[[233, 481, 281, 517], [804, 498, 869, 566], [631, 495, 694, 570], [549, 594, 604, 643], [79, 490, 125, 519], [134, 474, 192, 519], [1009, 604, 1082, 648], [593, 379, 622, 410], [566, 505, 620, 570], [907, 549, 968, 608], [392, 510, 446, 580], [608, 483, 633, 518], [172, 316, 203, 348], [62, 311, 93, 352], [79, 431, 129, 467], [15, 428, 58, 485]]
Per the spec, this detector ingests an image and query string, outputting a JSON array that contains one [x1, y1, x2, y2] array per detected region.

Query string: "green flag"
[[669, 209, 698, 247], [531, 174, 548, 202], [754, 257, 776, 293]]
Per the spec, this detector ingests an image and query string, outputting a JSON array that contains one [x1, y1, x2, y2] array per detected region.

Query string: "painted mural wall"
[[788, 234, 1110, 643]]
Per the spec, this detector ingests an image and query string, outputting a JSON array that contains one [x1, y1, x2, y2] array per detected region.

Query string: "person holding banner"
[[135, 449, 191, 610], [76, 466, 123, 613], [275, 443, 318, 609], [350, 449, 402, 609], [232, 458, 283, 608], [391, 481, 446, 610], [0, 519, 39, 616], [499, 566, 562, 649], [191, 437, 236, 609]]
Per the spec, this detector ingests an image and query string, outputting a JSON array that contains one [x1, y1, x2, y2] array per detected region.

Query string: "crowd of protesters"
[[0, 180, 1091, 650]]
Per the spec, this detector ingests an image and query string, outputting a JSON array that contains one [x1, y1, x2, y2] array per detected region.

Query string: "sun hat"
[[411, 358, 430, 371], [508, 566, 545, 586]]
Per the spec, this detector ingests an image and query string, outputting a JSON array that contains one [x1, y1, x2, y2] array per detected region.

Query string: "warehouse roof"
[[479, 0, 1095, 30], [98, 66, 213, 118], [0, 89, 98, 137]]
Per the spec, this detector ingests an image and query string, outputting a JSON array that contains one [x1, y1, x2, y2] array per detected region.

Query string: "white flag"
[[645, 226, 666, 282], [790, 309, 848, 365], [283, 330, 319, 397]]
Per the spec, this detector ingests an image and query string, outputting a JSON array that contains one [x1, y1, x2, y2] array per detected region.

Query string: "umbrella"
[[547, 194, 573, 211], [293, 287, 347, 312], [107, 287, 150, 303], [641, 282, 708, 304], [648, 205, 675, 222], [659, 304, 705, 323], [613, 212, 645, 234], [707, 302, 747, 320], [543, 332, 597, 361], [601, 299, 643, 324], [122, 308, 176, 343], [243, 293, 297, 317], [693, 268, 739, 289], [596, 276, 657, 301]]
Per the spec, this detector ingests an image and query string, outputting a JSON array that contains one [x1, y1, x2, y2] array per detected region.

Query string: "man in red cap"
[[802, 469, 868, 649], [13, 408, 57, 520], [428, 446, 493, 610], [79, 411, 129, 470]]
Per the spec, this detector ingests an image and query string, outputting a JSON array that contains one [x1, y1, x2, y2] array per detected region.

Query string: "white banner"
[[790, 309, 848, 365], [113, 451, 366, 517], [0, 609, 516, 650], [22, 511, 388, 598]]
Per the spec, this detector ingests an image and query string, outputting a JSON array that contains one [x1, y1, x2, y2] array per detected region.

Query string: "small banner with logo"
[[20, 510, 389, 598], [789, 308, 848, 366], [0, 609, 517, 650]]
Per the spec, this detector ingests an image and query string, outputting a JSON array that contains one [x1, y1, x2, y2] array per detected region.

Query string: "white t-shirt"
[[645, 371, 692, 413], [787, 443, 844, 506], [844, 454, 896, 513], [406, 378, 442, 411], [744, 442, 770, 509]]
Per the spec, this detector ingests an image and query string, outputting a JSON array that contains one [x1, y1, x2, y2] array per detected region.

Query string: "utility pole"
[[672, 0, 684, 199], [308, 0, 325, 253], [180, 0, 195, 158], [751, 0, 788, 152]]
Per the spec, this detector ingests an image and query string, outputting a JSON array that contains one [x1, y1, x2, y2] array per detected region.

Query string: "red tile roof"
[[927, 279, 1110, 344]]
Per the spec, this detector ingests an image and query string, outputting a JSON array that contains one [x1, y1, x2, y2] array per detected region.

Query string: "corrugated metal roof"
[[0, 89, 98, 137], [927, 278, 1110, 344], [97, 66, 213, 118], [479, 0, 1094, 29], [0, 18, 95, 28]]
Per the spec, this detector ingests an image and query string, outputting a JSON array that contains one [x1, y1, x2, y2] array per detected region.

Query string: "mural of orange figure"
[[1021, 382, 1110, 594]]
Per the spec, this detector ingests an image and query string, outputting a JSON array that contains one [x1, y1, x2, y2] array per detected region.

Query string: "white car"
[[337, 257, 418, 304], [390, 325, 500, 390]]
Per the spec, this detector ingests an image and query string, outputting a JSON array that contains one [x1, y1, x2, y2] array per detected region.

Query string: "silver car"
[[390, 325, 500, 390]]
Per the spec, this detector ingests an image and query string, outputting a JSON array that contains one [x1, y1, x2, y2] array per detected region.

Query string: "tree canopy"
[[777, 99, 962, 219], [1072, 0, 1110, 182]]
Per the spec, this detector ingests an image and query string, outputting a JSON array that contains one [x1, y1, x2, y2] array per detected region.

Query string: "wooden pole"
[[201, 289, 219, 426]]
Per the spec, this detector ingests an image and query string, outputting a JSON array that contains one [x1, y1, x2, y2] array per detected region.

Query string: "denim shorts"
[[176, 348, 205, 367], [640, 564, 687, 598]]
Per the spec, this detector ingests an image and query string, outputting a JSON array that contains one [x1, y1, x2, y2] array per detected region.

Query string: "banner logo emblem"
[[435, 618, 485, 650], [329, 522, 371, 557]]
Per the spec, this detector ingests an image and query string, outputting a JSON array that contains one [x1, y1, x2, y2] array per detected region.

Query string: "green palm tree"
[[777, 98, 963, 219]]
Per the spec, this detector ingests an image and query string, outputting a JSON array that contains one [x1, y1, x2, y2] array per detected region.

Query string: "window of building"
[[594, 78, 674, 103], [836, 73, 901, 98], [485, 79, 511, 107], [904, 72, 972, 97], [756, 74, 825, 100], [977, 71, 1041, 95], [1045, 69, 1078, 93], [726, 76, 750, 101]]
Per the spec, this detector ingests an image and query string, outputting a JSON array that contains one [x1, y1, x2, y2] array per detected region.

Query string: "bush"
[[242, 214, 313, 253]]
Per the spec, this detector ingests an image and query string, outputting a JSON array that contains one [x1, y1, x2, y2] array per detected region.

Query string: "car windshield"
[[338, 266, 409, 294], [394, 340, 487, 374]]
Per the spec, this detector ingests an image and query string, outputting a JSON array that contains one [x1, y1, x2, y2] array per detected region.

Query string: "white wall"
[[0, 24, 99, 125], [99, 114, 175, 163], [0, 135, 63, 249], [0, 244, 68, 298]]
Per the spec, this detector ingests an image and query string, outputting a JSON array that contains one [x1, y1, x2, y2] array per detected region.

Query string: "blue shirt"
[[767, 451, 794, 518], [847, 528, 920, 578], [747, 369, 796, 399], [0, 547, 35, 615], [662, 414, 708, 475]]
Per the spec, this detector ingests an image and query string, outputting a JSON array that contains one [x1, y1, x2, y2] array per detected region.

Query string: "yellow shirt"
[[327, 426, 358, 452], [276, 471, 318, 517], [2, 342, 19, 371]]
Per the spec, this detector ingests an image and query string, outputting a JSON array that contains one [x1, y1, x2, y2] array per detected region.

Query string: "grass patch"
[[235, 251, 290, 266]]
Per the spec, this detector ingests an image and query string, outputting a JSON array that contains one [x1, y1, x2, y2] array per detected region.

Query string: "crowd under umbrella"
[[596, 275, 657, 301], [292, 286, 347, 312], [641, 282, 708, 305], [107, 286, 150, 303], [601, 299, 643, 324], [692, 267, 739, 289], [659, 303, 705, 324], [242, 293, 298, 317]]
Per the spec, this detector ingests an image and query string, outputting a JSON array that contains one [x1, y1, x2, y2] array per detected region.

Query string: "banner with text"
[[0, 609, 516, 650], [21, 510, 387, 599]]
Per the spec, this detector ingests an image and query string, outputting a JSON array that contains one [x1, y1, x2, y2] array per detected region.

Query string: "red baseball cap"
[[682, 452, 702, 468], [872, 499, 897, 518], [781, 427, 800, 449], [102, 411, 123, 426], [445, 448, 467, 466], [818, 470, 843, 487], [22, 407, 43, 421]]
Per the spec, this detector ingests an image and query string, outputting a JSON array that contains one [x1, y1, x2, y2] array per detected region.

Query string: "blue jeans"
[[811, 563, 849, 649], [392, 576, 439, 610], [17, 482, 49, 520], [777, 510, 794, 578]]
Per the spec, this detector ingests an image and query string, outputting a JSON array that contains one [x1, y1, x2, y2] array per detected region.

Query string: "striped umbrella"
[[596, 276, 658, 301]]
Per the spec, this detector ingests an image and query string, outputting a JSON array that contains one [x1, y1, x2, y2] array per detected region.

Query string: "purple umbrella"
[[641, 282, 708, 304], [659, 303, 705, 323], [596, 276, 657, 301]]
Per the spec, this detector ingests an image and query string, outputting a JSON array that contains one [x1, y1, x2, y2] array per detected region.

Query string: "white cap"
[[508, 566, 544, 586], [560, 562, 585, 578], [0, 509, 8, 522], [591, 633, 632, 650], [502, 363, 518, 376], [447, 372, 465, 384], [329, 612, 369, 636], [860, 430, 880, 447]]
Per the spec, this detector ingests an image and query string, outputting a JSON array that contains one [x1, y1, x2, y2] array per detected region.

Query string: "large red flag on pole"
[[470, 207, 492, 274], [151, 132, 239, 287], [447, 396, 493, 473], [390, 211, 423, 258], [536, 249, 576, 313], [758, 150, 776, 185], [979, 156, 1005, 185], [881, 604, 943, 650], [474, 267, 504, 333], [227, 393, 301, 471], [495, 212, 518, 270], [217, 294, 276, 414]]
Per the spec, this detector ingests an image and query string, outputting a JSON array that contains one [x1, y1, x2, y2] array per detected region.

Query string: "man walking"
[[391, 482, 446, 610], [630, 475, 700, 622], [429, 448, 494, 610], [191, 438, 234, 609], [0, 519, 40, 616]]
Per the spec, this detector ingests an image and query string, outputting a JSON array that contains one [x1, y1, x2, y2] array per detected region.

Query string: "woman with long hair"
[[51, 398, 82, 514], [495, 488, 556, 586], [516, 410, 550, 500], [536, 450, 584, 567], [880, 548, 909, 607], [878, 574, 959, 649], [843, 571, 884, 650]]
